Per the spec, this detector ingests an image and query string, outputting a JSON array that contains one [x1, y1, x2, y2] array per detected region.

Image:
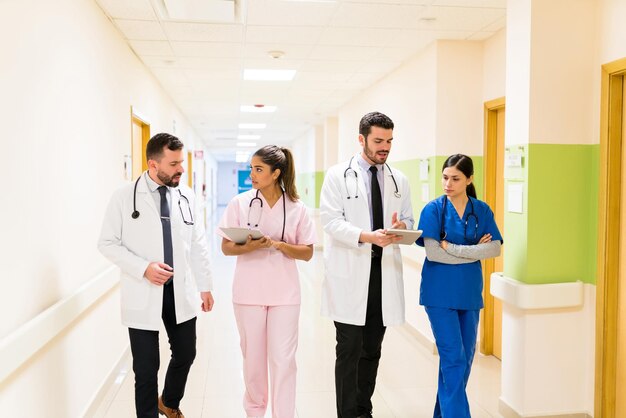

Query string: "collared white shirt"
[[356, 153, 384, 230], [144, 172, 172, 216]]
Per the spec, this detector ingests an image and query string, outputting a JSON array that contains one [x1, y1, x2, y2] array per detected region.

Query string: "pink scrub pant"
[[233, 304, 300, 418]]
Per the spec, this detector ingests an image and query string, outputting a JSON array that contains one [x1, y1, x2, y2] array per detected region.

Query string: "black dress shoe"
[[356, 414, 373, 418]]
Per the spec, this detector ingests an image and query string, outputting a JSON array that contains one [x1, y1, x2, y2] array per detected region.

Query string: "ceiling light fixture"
[[243, 69, 296, 81], [238, 123, 266, 129], [237, 134, 261, 140], [267, 50, 285, 59], [237, 142, 257, 147]]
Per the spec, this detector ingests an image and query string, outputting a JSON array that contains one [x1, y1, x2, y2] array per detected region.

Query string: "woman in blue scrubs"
[[416, 154, 502, 418]]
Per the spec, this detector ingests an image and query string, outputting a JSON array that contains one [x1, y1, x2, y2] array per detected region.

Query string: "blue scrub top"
[[416, 195, 503, 310]]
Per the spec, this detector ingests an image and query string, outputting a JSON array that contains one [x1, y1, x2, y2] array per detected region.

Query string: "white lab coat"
[[98, 174, 213, 331], [320, 156, 414, 326]]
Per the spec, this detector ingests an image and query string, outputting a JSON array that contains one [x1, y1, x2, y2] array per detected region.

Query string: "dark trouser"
[[334, 257, 386, 418], [128, 283, 197, 418]]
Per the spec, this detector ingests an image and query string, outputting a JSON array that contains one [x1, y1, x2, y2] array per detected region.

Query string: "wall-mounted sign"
[[508, 183, 524, 213], [506, 153, 523, 168]]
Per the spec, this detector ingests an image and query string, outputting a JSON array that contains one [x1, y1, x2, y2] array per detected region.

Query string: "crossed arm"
[[424, 235, 501, 264]]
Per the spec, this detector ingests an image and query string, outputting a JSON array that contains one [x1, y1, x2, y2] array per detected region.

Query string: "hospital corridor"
[[2, 0, 626, 417]]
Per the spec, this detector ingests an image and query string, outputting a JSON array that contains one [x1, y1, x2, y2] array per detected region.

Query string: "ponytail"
[[466, 183, 477, 199], [280, 147, 299, 202]]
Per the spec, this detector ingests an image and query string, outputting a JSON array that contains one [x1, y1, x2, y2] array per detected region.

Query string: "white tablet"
[[385, 229, 422, 245], [220, 227, 264, 244]]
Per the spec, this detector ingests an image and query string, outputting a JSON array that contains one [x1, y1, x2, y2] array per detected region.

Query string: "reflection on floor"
[[92, 233, 501, 417]]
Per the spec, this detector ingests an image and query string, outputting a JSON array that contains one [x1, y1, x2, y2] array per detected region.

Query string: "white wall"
[[435, 41, 484, 155], [505, 0, 532, 147], [291, 127, 318, 174], [338, 43, 438, 163], [0, 0, 204, 415], [338, 40, 489, 162], [593, 0, 626, 145], [483, 28, 507, 103], [528, 0, 596, 145]]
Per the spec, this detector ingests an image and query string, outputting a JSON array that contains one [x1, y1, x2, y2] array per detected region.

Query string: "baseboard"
[[499, 397, 592, 418], [82, 345, 131, 417], [399, 323, 438, 355]]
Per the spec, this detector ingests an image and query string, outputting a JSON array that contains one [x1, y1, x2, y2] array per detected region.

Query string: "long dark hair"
[[253, 145, 299, 202], [442, 154, 477, 199]]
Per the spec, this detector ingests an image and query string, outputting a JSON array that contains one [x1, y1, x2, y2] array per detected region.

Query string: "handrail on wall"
[[0, 266, 119, 382]]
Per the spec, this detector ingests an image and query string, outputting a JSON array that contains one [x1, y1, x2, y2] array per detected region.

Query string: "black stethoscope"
[[343, 156, 400, 200], [131, 173, 194, 225], [440, 196, 478, 243], [247, 189, 286, 242]]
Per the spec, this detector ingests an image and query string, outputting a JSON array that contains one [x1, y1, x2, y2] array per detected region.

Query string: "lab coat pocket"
[[120, 276, 150, 310]]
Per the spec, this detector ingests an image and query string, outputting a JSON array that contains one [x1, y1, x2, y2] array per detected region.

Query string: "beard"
[[157, 170, 182, 187], [363, 139, 389, 165]]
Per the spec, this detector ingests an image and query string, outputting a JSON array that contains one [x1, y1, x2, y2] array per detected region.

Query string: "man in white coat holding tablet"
[[98, 133, 214, 418], [320, 112, 414, 418]]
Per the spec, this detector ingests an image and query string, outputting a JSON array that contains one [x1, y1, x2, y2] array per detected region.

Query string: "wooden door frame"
[[595, 58, 626, 418], [481, 97, 505, 355], [131, 107, 150, 174]]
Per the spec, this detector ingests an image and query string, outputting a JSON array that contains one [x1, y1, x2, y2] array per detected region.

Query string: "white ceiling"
[[95, 0, 506, 161]]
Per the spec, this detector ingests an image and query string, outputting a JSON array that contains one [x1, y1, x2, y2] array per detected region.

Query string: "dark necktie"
[[369, 165, 383, 257], [158, 186, 174, 285]]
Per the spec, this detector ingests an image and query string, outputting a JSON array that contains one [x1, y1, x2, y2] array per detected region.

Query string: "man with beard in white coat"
[[320, 112, 414, 418], [98, 133, 214, 418]]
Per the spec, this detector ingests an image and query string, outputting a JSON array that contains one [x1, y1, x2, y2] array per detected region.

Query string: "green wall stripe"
[[524, 144, 599, 284]]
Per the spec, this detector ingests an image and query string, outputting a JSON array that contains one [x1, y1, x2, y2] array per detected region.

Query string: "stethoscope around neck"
[[343, 156, 400, 199], [440, 195, 478, 243], [131, 172, 194, 225], [247, 188, 286, 242]]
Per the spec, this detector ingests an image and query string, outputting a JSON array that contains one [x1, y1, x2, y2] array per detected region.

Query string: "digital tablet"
[[219, 227, 264, 244], [385, 229, 422, 245]]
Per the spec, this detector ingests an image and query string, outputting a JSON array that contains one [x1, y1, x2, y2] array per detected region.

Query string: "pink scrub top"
[[218, 189, 316, 306]]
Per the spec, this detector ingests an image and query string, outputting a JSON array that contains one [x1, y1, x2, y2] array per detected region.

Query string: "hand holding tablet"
[[220, 227, 264, 244], [385, 229, 422, 245]]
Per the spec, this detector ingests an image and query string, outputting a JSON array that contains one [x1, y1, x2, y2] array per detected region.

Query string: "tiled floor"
[[92, 228, 501, 417]]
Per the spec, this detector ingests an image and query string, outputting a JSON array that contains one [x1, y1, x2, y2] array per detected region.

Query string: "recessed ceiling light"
[[240, 105, 277, 113], [243, 69, 296, 81], [238, 134, 261, 140], [239, 123, 266, 129], [237, 142, 257, 147], [268, 50, 285, 59]]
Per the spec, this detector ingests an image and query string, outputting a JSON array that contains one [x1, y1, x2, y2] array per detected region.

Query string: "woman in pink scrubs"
[[218, 145, 316, 418]]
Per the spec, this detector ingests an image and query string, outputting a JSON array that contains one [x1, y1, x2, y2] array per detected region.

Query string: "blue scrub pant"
[[425, 307, 480, 418]]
